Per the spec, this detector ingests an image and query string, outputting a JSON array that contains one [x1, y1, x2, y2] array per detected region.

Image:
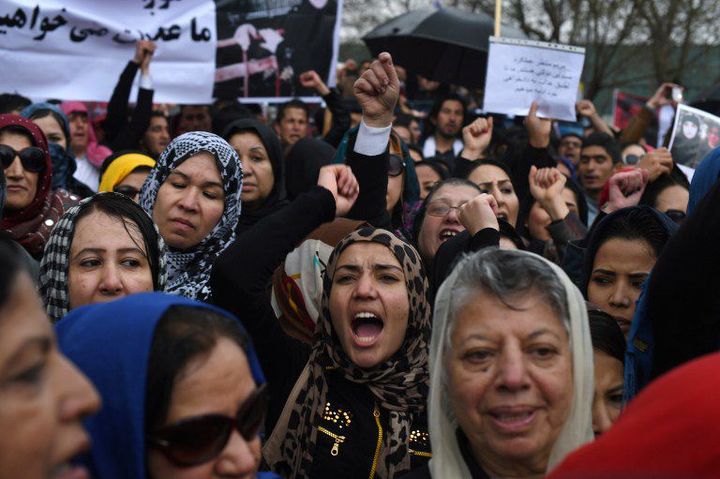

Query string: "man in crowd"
[[422, 93, 465, 167], [274, 99, 309, 149], [175, 105, 212, 136], [578, 132, 622, 224]]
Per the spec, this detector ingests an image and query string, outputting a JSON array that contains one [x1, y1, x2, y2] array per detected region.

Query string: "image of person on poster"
[[671, 112, 709, 168], [213, 0, 338, 99]]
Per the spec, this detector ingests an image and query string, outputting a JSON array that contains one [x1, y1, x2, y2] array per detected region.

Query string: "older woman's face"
[[446, 289, 572, 473], [1, 131, 39, 211], [592, 350, 623, 437], [68, 210, 154, 310], [418, 184, 480, 263], [329, 242, 409, 369], [587, 238, 656, 337], [0, 270, 100, 479], [152, 152, 225, 250], [229, 132, 274, 207], [147, 338, 261, 479], [468, 164, 520, 227]]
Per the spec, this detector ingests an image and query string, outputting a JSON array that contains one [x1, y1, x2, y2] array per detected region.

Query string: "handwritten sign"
[[482, 37, 585, 121], [0, 0, 216, 103], [669, 104, 720, 169]]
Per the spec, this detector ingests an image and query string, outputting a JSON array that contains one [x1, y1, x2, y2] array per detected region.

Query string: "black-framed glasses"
[[147, 384, 268, 467], [113, 185, 140, 199], [389, 154, 405, 177], [0, 145, 45, 172], [426, 200, 467, 217], [664, 209, 686, 224]]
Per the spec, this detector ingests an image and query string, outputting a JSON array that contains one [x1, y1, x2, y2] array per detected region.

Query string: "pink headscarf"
[[60, 101, 112, 168]]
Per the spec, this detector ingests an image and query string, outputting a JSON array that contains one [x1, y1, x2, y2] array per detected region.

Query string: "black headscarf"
[[284, 137, 335, 200], [222, 119, 289, 235]]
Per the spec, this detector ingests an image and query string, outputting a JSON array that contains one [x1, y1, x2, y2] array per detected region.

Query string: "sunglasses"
[[0, 145, 45, 173], [147, 383, 268, 467], [389, 154, 405, 177], [113, 185, 140, 199]]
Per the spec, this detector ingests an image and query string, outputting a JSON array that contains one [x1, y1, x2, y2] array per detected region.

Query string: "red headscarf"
[[547, 352, 720, 479], [61, 101, 112, 168], [0, 114, 78, 258]]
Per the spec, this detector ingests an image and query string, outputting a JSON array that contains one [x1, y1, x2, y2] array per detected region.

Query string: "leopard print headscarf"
[[265, 227, 431, 478]]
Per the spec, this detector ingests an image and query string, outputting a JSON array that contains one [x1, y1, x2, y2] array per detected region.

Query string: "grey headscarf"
[[429, 248, 594, 477]]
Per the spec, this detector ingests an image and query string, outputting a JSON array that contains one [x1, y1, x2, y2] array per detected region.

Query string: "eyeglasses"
[[664, 209, 686, 224], [388, 154, 405, 177], [113, 185, 140, 199], [147, 383, 268, 467], [0, 145, 46, 173], [624, 154, 642, 165], [426, 200, 467, 217]]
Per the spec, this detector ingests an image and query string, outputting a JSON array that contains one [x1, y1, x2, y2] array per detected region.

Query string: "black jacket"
[[102, 61, 153, 152], [211, 186, 429, 478]]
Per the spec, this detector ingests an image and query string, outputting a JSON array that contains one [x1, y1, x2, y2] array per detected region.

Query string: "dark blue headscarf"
[[56, 293, 269, 479], [688, 146, 720, 215]]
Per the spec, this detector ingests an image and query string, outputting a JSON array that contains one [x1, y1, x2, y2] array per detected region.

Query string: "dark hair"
[[583, 207, 672, 294], [415, 160, 449, 182], [145, 305, 250, 431], [74, 193, 163, 290], [276, 99, 309, 123], [211, 102, 252, 136], [588, 307, 626, 363], [0, 124, 35, 146], [395, 114, 418, 129], [639, 165, 690, 209], [582, 132, 622, 164], [0, 93, 31, 114], [463, 158, 513, 182], [27, 108, 70, 147], [425, 93, 467, 138], [150, 110, 168, 121], [407, 144, 424, 160], [0, 235, 26, 308], [412, 177, 481, 245]]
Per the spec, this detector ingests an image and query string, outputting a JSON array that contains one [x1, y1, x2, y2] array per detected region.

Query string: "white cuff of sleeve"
[[353, 120, 391, 156], [140, 73, 153, 90]]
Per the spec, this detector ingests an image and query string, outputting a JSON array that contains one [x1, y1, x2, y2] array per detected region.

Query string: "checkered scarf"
[[39, 193, 167, 322], [139, 131, 241, 301]]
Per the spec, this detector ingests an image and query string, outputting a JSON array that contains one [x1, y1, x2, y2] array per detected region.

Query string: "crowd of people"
[[1, 36, 719, 479]]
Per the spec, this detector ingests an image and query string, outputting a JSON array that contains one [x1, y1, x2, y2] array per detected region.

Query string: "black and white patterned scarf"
[[139, 131, 242, 301], [39, 192, 168, 322], [264, 227, 431, 478]]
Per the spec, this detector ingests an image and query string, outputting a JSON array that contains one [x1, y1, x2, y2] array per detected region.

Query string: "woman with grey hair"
[[403, 248, 593, 478]]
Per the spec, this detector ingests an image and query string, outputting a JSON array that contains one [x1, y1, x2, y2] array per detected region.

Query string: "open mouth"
[[497, 212, 508, 221], [52, 462, 90, 479], [439, 229, 459, 242], [351, 312, 384, 347], [613, 316, 631, 333], [488, 408, 537, 431]]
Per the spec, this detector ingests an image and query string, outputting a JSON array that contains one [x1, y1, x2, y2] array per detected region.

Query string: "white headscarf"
[[428, 249, 594, 477]]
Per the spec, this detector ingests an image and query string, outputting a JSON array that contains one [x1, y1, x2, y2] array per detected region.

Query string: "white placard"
[[0, 0, 216, 104], [482, 37, 586, 121]]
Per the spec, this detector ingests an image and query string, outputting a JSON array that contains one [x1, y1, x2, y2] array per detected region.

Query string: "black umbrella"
[[363, 7, 526, 88]]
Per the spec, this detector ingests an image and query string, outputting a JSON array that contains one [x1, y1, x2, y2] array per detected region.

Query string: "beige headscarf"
[[428, 249, 594, 477]]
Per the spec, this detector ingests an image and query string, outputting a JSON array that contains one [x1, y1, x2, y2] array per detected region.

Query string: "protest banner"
[[669, 104, 720, 168], [0, 0, 342, 104], [612, 90, 648, 131], [214, 0, 342, 102], [482, 36, 585, 122]]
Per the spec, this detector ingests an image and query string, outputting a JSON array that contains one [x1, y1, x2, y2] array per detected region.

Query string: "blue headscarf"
[[56, 292, 270, 479], [688, 146, 720, 215]]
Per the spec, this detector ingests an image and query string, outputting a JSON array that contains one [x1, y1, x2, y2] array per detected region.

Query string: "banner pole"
[[494, 0, 502, 37]]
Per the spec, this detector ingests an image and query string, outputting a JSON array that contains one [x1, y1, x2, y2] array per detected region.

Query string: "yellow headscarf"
[[98, 153, 156, 193]]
